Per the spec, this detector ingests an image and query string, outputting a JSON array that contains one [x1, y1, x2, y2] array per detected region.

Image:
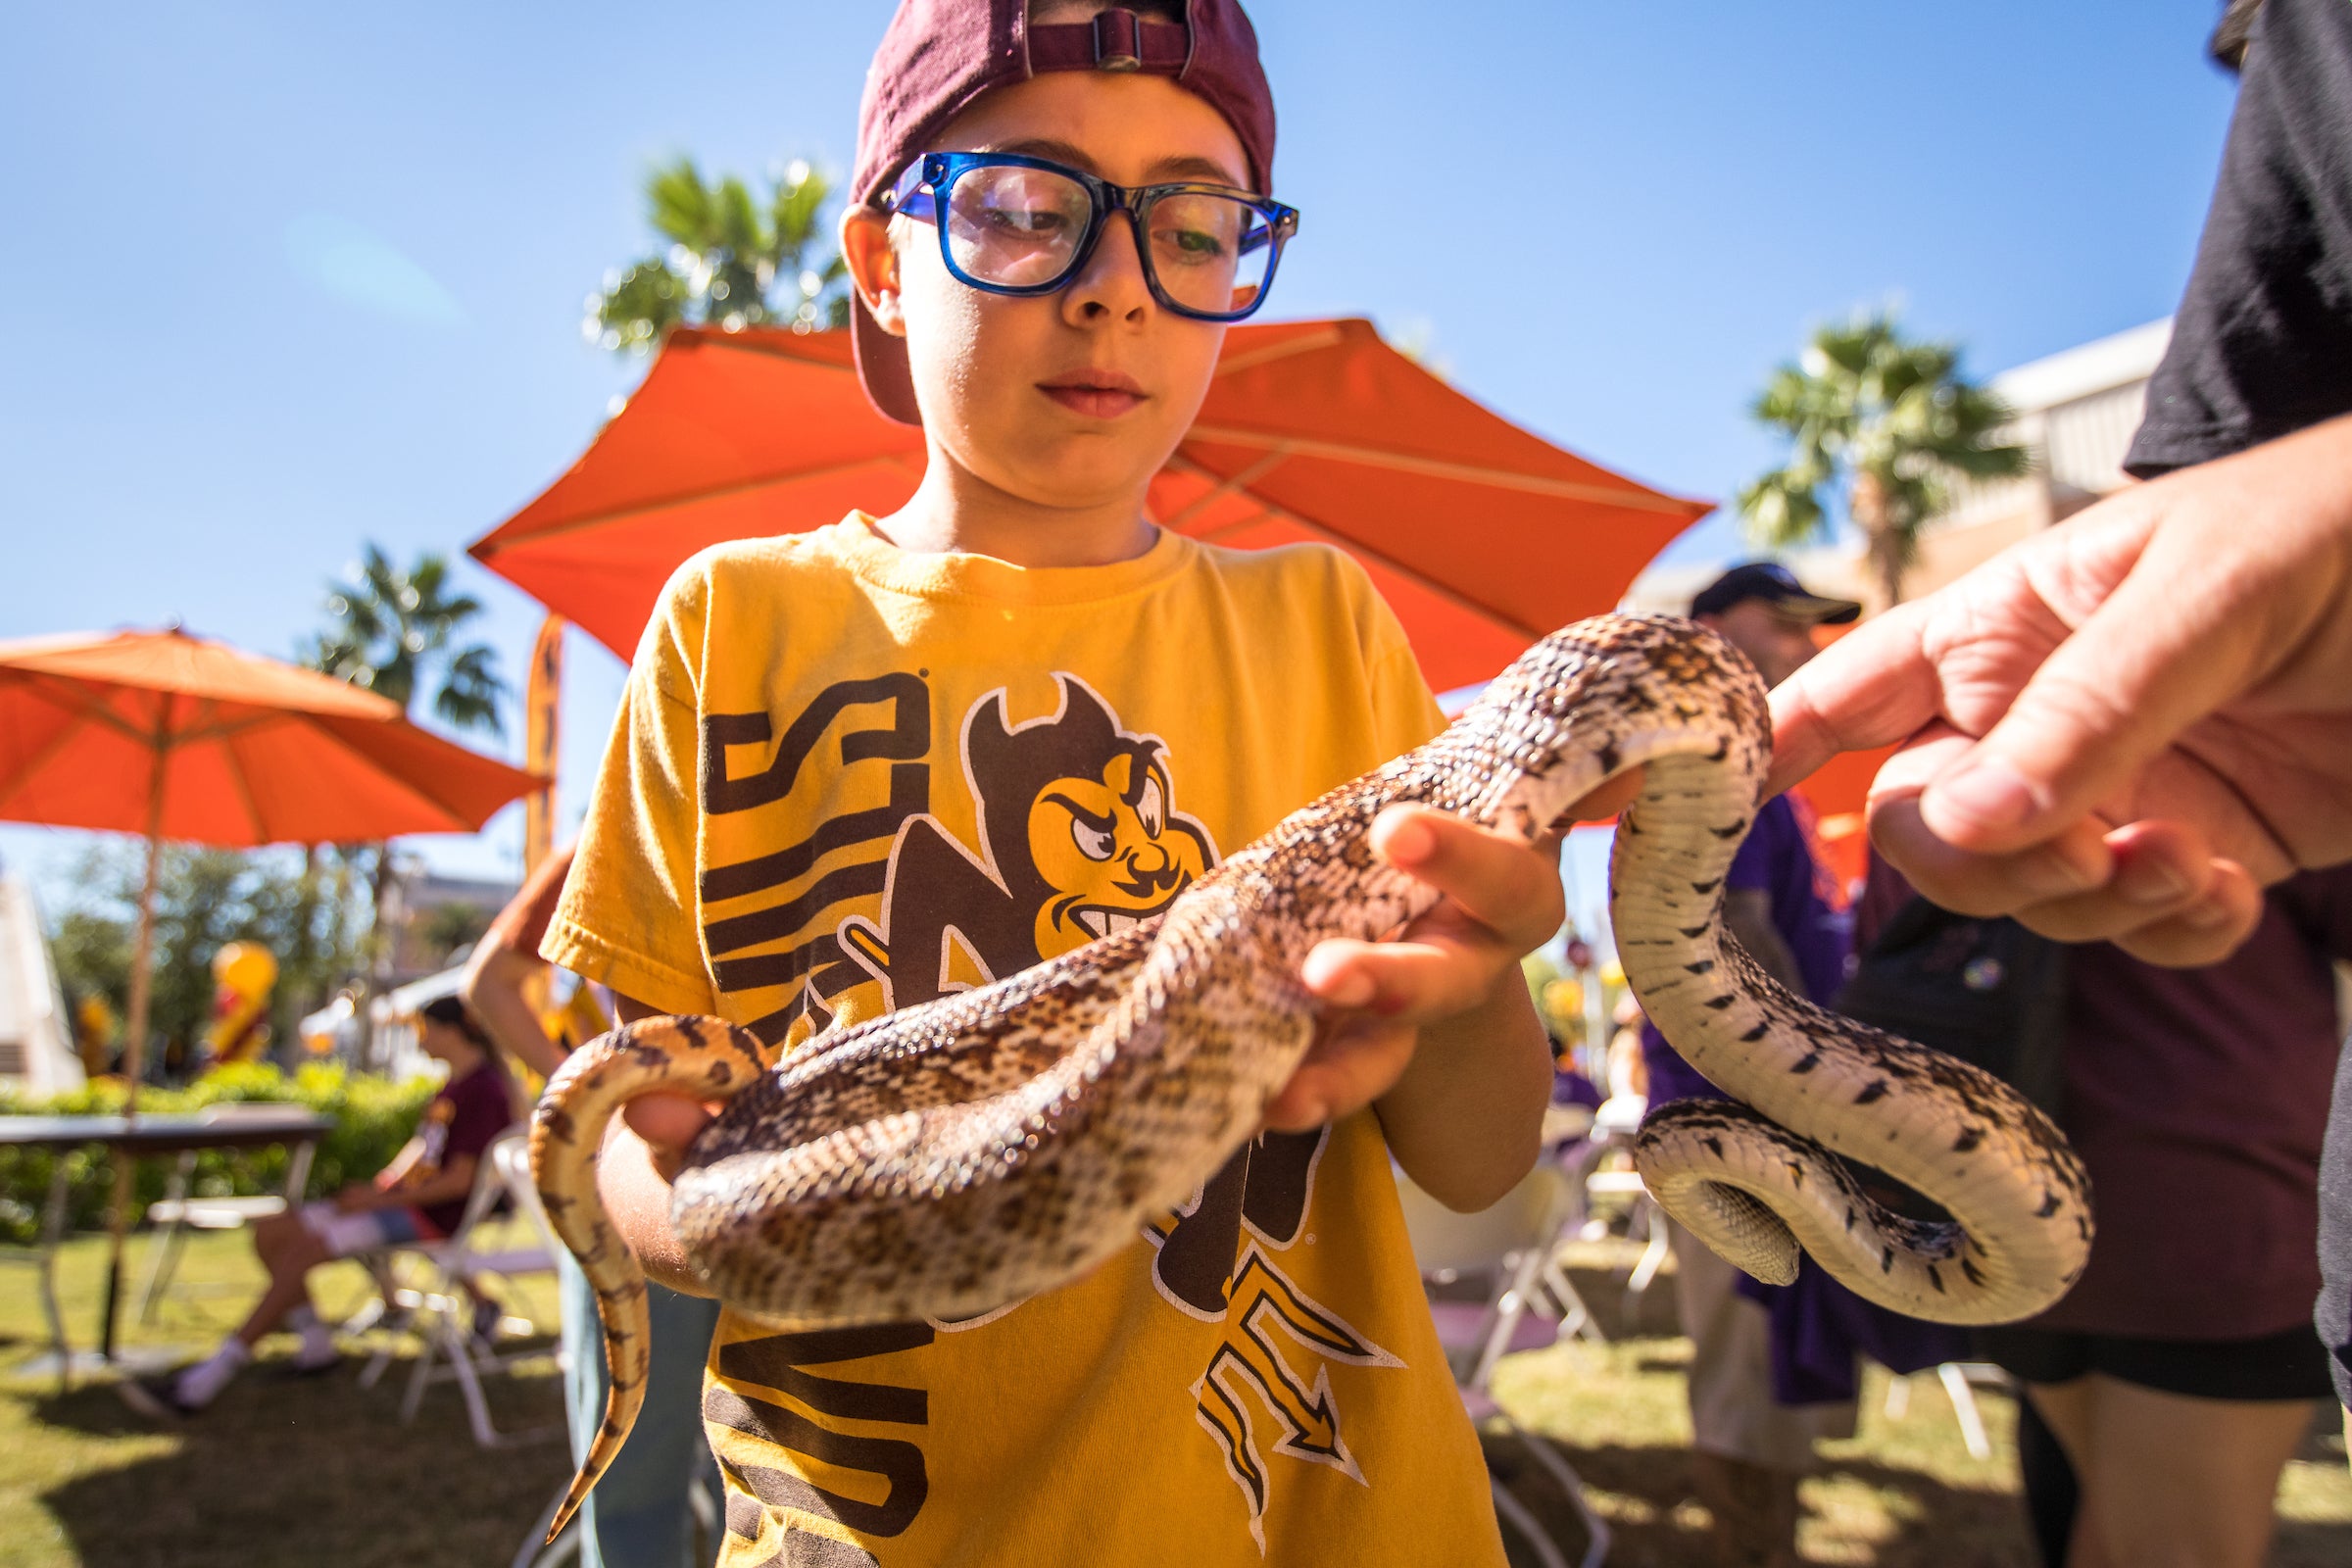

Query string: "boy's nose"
[[1060, 212, 1153, 326]]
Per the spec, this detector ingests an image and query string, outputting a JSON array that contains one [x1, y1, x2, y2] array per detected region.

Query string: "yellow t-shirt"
[[546, 514, 1507, 1568]]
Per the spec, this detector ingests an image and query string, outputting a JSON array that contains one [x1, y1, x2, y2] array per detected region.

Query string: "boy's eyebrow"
[[984, 137, 1249, 190]]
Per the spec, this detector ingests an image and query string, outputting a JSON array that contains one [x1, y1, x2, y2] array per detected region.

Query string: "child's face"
[[849, 70, 1251, 514]]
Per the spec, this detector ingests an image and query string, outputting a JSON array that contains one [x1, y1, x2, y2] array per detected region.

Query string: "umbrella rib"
[[0, 670, 154, 748], [1160, 445, 1294, 530], [473, 452, 916, 553], [1182, 425, 1704, 514], [1208, 323, 1349, 377], [1161, 455, 1545, 642]]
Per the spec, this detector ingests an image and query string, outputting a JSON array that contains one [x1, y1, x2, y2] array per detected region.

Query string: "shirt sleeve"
[[2126, 0, 2352, 475], [540, 571, 723, 1018]]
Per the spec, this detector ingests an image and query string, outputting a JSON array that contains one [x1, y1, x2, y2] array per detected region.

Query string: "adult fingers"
[[1866, 731, 2118, 916], [2103, 860, 2265, 966], [1916, 489, 2259, 853], [1765, 601, 1942, 797], [1369, 805, 1563, 952], [1989, 821, 2217, 943]]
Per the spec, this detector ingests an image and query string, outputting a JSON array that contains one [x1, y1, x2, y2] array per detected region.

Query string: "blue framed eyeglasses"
[[883, 151, 1299, 323]]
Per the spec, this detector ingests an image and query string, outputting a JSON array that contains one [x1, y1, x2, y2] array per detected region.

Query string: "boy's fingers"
[[1302, 937, 1495, 1024], [1262, 1016, 1416, 1132], [620, 1092, 716, 1157], [1564, 767, 1645, 823], [1369, 805, 1562, 950]]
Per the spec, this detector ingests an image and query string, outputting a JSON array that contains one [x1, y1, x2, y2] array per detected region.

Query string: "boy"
[[122, 995, 514, 1417], [547, 3, 1623, 1560]]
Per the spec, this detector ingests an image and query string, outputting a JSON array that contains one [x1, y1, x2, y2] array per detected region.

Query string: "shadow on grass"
[[1488, 1432, 2038, 1568], [25, 1350, 571, 1568]]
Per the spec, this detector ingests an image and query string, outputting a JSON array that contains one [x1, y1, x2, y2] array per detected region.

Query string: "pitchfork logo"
[[1147, 1127, 1403, 1549]]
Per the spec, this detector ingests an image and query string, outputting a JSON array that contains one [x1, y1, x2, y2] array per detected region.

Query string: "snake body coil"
[[530, 614, 2091, 1537]]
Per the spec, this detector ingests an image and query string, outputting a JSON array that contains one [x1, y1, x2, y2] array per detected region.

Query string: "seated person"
[[122, 994, 514, 1417]]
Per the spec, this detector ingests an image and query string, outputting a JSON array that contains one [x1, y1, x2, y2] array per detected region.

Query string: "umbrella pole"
[[99, 769, 167, 1363]]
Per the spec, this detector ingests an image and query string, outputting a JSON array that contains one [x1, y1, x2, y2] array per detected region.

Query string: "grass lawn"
[[2, 1230, 2347, 1565]]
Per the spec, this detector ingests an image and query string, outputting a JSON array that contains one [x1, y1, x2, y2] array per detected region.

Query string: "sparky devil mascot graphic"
[[839, 675, 1216, 1009]]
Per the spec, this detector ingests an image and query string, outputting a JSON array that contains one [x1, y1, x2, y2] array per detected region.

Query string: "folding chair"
[[133, 1102, 323, 1323], [1397, 1164, 1612, 1568], [355, 1126, 564, 1447], [1882, 1360, 2003, 1460], [1581, 1096, 1672, 1311]]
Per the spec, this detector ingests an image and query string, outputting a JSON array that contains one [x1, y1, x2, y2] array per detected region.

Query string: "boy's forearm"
[[1374, 975, 1549, 1212], [597, 1116, 713, 1297]]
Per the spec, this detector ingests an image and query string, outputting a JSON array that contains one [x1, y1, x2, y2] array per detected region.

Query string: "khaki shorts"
[[1671, 1226, 1855, 1472], [299, 1200, 427, 1257]]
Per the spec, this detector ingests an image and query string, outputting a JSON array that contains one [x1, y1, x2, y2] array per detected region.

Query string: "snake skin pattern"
[[529, 613, 2093, 1537]]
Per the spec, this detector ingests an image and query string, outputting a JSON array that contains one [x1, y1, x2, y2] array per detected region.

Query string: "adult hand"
[[1769, 413, 2352, 965]]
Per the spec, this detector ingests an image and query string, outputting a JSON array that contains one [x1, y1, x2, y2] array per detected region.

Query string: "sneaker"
[[117, 1375, 201, 1421], [285, 1344, 342, 1377], [470, 1295, 505, 1346]]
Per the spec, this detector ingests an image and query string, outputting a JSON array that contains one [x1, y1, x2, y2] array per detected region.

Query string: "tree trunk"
[[1851, 470, 1906, 608]]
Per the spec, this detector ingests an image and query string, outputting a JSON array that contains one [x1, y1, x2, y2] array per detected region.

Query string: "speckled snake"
[[529, 613, 2091, 1536]]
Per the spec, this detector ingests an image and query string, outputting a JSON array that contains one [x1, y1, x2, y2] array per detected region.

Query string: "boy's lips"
[[1038, 369, 1148, 419]]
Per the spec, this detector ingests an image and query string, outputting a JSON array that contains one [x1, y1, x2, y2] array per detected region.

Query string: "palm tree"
[[308, 546, 511, 1013], [310, 545, 507, 736], [1740, 312, 2030, 608], [587, 158, 851, 355]]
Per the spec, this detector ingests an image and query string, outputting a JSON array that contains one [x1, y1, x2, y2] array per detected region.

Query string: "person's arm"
[[598, 992, 720, 1297], [345, 1151, 480, 1214], [1767, 413, 2352, 968], [463, 943, 566, 1080]]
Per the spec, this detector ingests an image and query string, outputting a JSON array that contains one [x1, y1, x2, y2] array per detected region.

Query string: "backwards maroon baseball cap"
[[849, 0, 1278, 424]]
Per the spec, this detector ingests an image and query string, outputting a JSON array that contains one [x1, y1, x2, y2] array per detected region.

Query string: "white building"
[[1627, 318, 2173, 614], [0, 868, 82, 1096]]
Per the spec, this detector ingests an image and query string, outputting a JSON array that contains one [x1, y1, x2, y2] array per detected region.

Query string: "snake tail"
[[528, 1015, 765, 1542], [1614, 740, 2093, 1324]]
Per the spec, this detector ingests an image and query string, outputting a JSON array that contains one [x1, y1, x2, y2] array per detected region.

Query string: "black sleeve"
[[2126, 0, 2352, 477]]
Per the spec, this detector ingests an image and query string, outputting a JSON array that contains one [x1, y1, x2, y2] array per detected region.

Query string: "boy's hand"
[[620, 1094, 722, 1183], [333, 1183, 380, 1213], [1267, 775, 1639, 1133]]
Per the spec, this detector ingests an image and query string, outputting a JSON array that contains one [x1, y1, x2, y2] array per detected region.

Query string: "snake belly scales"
[[530, 613, 2092, 1535]]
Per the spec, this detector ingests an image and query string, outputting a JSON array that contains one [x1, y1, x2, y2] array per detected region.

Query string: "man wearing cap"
[[1643, 562, 1862, 1566]]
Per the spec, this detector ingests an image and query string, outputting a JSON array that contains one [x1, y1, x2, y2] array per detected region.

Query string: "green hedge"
[[0, 1063, 438, 1247]]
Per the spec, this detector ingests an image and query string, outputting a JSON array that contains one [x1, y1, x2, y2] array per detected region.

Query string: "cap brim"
[[1776, 591, 1862, 625], [852, 290, 923, 426]]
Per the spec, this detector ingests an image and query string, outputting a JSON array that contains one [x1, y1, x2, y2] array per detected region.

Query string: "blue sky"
[[0, 1, 2241, 918]]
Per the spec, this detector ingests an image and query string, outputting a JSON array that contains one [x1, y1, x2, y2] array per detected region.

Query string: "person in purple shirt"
[[1639, 563, 1877, 1566]]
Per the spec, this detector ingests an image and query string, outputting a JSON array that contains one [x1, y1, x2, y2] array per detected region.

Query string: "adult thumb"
[[1917, 520, 2261, 852]]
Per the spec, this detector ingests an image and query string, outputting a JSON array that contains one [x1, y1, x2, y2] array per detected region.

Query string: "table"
[[0, 1110, 335, 1388]]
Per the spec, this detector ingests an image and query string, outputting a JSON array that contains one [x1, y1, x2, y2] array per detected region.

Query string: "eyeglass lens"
[[942, 163, 1274, 318]]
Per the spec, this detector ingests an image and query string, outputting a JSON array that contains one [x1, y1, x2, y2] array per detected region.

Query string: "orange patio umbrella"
[[0, 624, 545, 1352], [470, 319, 1711, 692]]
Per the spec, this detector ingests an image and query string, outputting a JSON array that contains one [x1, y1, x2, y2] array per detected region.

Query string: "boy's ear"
[[840, 208, 906, 337]]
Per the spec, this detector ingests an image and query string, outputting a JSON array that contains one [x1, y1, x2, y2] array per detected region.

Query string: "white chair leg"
[[1541, 1257, 1606, 1346], [1940, 1361, 1991, 1460], [1626, 1200, 1671, 1298], [1491, 1479, 1572, 1568], [514, 1478, 582, 1568], [1885, 1373, 1912, 1420], [132, 1152, 197, 1324]]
